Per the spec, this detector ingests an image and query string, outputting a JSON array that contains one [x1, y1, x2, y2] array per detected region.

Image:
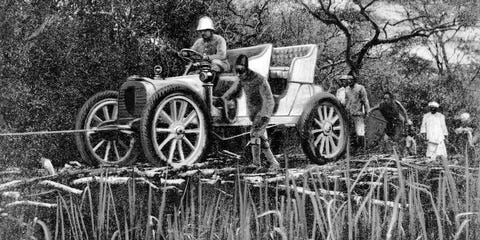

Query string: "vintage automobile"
[[75, 43, 349, 168]]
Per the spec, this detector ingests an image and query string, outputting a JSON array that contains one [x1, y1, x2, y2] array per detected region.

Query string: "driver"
[[189, 16, 230, 73], [221, 55, 280, 171]]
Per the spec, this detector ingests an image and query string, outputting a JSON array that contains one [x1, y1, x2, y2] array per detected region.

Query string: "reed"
[[45, 152, 480, 239]]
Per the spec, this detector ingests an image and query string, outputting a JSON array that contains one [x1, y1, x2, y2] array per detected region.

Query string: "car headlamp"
[[199, 71, 214, 83], [153, 65, 163, 80]]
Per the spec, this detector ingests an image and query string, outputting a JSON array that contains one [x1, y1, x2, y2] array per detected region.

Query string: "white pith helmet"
[[339, 75, 354, 80], [459, 112, 471, 122], [197, 16, 215, 31], [428, 101, 439, 108]]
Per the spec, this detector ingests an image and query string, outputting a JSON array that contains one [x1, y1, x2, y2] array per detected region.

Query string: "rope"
[[212, 125, 277, 141], [0, 127, 118, 137], [368, 114, 387, 123]]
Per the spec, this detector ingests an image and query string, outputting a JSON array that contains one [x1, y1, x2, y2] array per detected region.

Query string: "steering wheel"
[[179, 49, 204, 62]]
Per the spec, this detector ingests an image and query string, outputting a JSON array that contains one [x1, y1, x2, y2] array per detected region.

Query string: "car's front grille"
[[124, 86, 136, 115], [118, 82, 148, 118]]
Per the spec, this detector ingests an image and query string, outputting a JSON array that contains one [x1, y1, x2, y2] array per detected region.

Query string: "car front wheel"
[[140, 85, 211, 168]]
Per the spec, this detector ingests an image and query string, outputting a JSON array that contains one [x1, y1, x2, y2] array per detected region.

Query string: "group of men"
[[335, 74, 452, 161], [188, 16, 464, 168]]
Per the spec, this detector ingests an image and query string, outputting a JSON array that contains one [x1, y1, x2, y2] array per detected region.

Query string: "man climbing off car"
[[183, 16, 230, 74], [221, 55, 280, 171]]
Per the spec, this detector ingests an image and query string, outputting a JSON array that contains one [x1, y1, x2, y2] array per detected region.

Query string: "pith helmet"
[[339, 75, 354, 80], [428, 101, 439, 108], [459, 112, 471, 122], [197, 16, 215, 31]]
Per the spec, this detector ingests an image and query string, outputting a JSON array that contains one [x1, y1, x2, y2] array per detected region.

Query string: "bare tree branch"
[[300, 0, 463, 74], [469, 67, 480, 83], [354, 0, 381, 67], [318, 59, 347, 70], [298, 0, 336, 24], [425, 39, 444, 73], [390, 15, 427, 27]]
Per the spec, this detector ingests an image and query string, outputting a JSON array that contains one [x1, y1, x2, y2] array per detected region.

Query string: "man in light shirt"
[[420, 101, 448, 161], [345, 74, 370, 152], [335, 75, 348, 105], [189, 16, 230, 73]]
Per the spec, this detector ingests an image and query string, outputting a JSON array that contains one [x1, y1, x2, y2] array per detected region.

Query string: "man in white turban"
[[420, 101, 449, 161]]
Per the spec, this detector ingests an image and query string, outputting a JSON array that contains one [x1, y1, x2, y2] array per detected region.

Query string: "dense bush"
[[0, 0, 210, 166]]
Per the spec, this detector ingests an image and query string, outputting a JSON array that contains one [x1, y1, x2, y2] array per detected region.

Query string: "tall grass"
[[48, 154, 480, 240]]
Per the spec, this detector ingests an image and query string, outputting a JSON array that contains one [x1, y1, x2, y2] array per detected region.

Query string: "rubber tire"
[[297, 94, 349, 165], [75, 91, 138, 166], [139, 85, 211, 167]]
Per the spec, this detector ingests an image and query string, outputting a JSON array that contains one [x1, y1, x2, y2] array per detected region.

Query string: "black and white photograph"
[[1, 0, 480, 239]]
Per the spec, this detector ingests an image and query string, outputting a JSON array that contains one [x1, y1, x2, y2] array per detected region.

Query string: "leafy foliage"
[[0, 0, 212, 165]]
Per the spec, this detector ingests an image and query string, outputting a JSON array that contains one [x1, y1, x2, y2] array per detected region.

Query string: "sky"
[[360, 0, 479, 64], [297, 0, 479, 64]]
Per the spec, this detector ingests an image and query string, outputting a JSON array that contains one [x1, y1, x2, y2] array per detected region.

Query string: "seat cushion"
[[271, 46, 311, 67]]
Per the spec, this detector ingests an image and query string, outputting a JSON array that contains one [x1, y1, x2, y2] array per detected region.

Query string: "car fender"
[[118, 75, 205, 120], [153, 83, 205, 102], [126, 74, 205, 97], [297, 92, 348, 126]]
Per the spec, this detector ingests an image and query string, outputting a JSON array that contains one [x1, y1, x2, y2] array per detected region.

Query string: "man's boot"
[[357, 136, 365, 154], [250, 137, 262, 168], [350, 135, 358, 155], [262, 148, 280, 171]]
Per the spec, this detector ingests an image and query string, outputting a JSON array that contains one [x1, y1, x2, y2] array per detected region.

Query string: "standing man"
[[454, 112, 477, 147], [190, 16, 230, 73], [420, 101, 449, 161], [344, 74, 371, 152], [455, 112, 478, 165], [404, 121, 418, 156], [221, 55, 280, 170], [370, 91, 410, 151], [335, 75, 348, 105]]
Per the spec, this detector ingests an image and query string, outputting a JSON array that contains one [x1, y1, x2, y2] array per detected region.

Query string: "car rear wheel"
[[298, 96, 348, 165], [75, 91, 137, 166], [140, 85, 211, 168]]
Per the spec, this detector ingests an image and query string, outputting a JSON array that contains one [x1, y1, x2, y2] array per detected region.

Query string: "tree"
[[298, 0, 463, 75]]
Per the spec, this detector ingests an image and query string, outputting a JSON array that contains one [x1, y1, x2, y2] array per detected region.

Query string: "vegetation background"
[[1, 0, 479, 166]]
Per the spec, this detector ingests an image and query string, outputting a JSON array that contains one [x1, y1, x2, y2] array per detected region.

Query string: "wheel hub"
[[323, 122, 333, 134], [174, 126, 185, 138]]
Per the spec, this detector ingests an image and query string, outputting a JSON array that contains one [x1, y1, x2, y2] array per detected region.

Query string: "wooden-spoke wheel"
[[75, 91, 137, 166], [140, 86, 210, 168], [298, 97, 348, 165]]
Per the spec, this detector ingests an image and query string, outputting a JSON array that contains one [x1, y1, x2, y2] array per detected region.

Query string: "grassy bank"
[[1, 153, 480, 239]]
